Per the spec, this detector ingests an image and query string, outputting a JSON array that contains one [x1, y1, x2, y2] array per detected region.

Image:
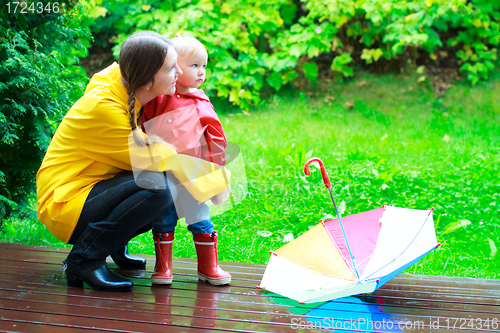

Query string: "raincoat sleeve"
[[199, 102, 227, 167], [76, 95, 175, 172]]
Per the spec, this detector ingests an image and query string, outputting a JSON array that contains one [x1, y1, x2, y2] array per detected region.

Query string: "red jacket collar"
[[175, 89, 210, 103]]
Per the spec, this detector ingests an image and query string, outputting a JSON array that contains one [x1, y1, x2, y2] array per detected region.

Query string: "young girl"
[[142, 35, 231, 286]]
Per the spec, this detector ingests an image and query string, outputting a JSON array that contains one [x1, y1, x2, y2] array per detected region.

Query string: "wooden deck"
[[0, 243, 499, 333]]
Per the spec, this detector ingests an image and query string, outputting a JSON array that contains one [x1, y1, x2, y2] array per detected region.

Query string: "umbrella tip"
[[270, 251, 278, 256], [299, 302, 304, 304], [376, 279, 380, 283], [437, 243, 442, 247], [428, 207, 435, 216]]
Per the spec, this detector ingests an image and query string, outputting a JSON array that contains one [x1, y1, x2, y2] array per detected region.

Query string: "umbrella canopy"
[[259, 158, 439, 304]]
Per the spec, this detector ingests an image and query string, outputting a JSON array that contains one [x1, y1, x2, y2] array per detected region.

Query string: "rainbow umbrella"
[[258, 158, 439, 304]]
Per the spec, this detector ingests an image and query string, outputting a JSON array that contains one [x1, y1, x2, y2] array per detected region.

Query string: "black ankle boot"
[[110, 244, 147, 269], [64, 261, 133, 292]]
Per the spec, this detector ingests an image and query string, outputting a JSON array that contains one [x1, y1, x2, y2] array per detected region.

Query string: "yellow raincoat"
[[37, 63, 230, 243]]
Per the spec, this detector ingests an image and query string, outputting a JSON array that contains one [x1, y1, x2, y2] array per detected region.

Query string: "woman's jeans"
[[66, 171, 212, 270]]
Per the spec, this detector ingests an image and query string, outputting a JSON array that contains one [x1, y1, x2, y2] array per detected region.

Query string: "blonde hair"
[[172, 34, 208, 61]]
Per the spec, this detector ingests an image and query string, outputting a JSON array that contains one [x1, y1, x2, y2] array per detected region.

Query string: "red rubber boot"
[[151, 231, 174, 285], [192, 231, 231, 285]]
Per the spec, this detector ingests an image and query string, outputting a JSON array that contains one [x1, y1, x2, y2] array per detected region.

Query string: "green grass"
[[1, 70, 499, 278]]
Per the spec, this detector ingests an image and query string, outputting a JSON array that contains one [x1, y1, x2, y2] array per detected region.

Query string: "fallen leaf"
[[488, 238, 497, 257], [343, 100, 355, 109], [338, 200, 346, 216], [441, 219, 471, 236], [356, 80, 368, 88], [324, 96, 336, 102]]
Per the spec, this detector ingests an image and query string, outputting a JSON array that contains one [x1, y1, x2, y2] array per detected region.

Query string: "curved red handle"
[[304, 157, 331, 189]]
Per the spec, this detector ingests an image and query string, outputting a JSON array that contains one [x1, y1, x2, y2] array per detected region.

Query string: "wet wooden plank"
[[4, 245, 500, 292], [0, 250, 265, 278], [0, 243, 265, 271], [1, 268, 500, 333], [3, 251, 500, 303], [0, 255, 262, 281], [1, 242, 500, 333], [0, 297, 308, 333], [0, 320, 112, 333], [2, 264, 500, 319], [1, 279, 499, 327], [0, 289, 331, 332], [2, 260, 500, 315], [0, 246, 325, 332], [0, 307, 231, 333]]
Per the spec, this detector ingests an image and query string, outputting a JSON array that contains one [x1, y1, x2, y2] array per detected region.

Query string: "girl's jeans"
[[153, 171, 213, 234]]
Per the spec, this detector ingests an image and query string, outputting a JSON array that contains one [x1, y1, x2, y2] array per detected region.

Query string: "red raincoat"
[[142, 89, 227, 166]]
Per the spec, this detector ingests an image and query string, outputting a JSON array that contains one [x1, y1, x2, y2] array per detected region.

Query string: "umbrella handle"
[[304, 157, 331, 189]]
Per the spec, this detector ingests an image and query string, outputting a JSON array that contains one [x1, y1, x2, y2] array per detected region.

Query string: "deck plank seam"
[[0, 299, 312, 333]]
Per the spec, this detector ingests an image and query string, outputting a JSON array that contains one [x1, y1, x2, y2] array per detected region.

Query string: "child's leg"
[[152, 201, 178, 233], [151, 203, 177, 285], [152, 171, 211, 233], [151, 173, 179, 285], [187, 219, 213, 234], [151, 171, 210, 285], [192, 230, 231, 285], [161, 172, 231, 285], [164, 172, 212, 228]]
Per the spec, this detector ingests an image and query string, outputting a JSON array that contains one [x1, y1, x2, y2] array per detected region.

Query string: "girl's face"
[[175, 49, 207, 93], [150, 47, 183, 97]]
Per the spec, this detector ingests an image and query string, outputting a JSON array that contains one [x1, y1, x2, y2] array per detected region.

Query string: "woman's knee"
[[135, 171, 168, 190], [134, 171, 173, 207]]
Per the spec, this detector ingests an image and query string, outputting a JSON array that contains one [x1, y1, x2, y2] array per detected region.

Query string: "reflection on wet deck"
[[0, 243, 498, 332]]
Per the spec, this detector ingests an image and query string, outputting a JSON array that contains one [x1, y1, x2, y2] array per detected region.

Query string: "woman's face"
[[150, 47, 183, 97]]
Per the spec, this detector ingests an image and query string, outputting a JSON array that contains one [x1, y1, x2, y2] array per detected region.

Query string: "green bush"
[[0, 0, 92, 223], [90, 0, 500, 109], [298, 0, 500, 85]]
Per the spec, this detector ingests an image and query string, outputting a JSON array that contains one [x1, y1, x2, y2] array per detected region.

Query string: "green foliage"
[[0, 0, 92, 224], [294, 0, 500, 83], [2, 71, 499, 278], [137, 70, 498, 277], [89, 0, 500, 109], [209, 71, 499, 277]]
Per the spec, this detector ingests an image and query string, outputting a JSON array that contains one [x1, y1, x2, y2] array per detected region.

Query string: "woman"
[[36, 32, 229, 292]]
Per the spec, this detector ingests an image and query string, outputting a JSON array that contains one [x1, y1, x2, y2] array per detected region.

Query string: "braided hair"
[[119, 31, 173, 146]]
